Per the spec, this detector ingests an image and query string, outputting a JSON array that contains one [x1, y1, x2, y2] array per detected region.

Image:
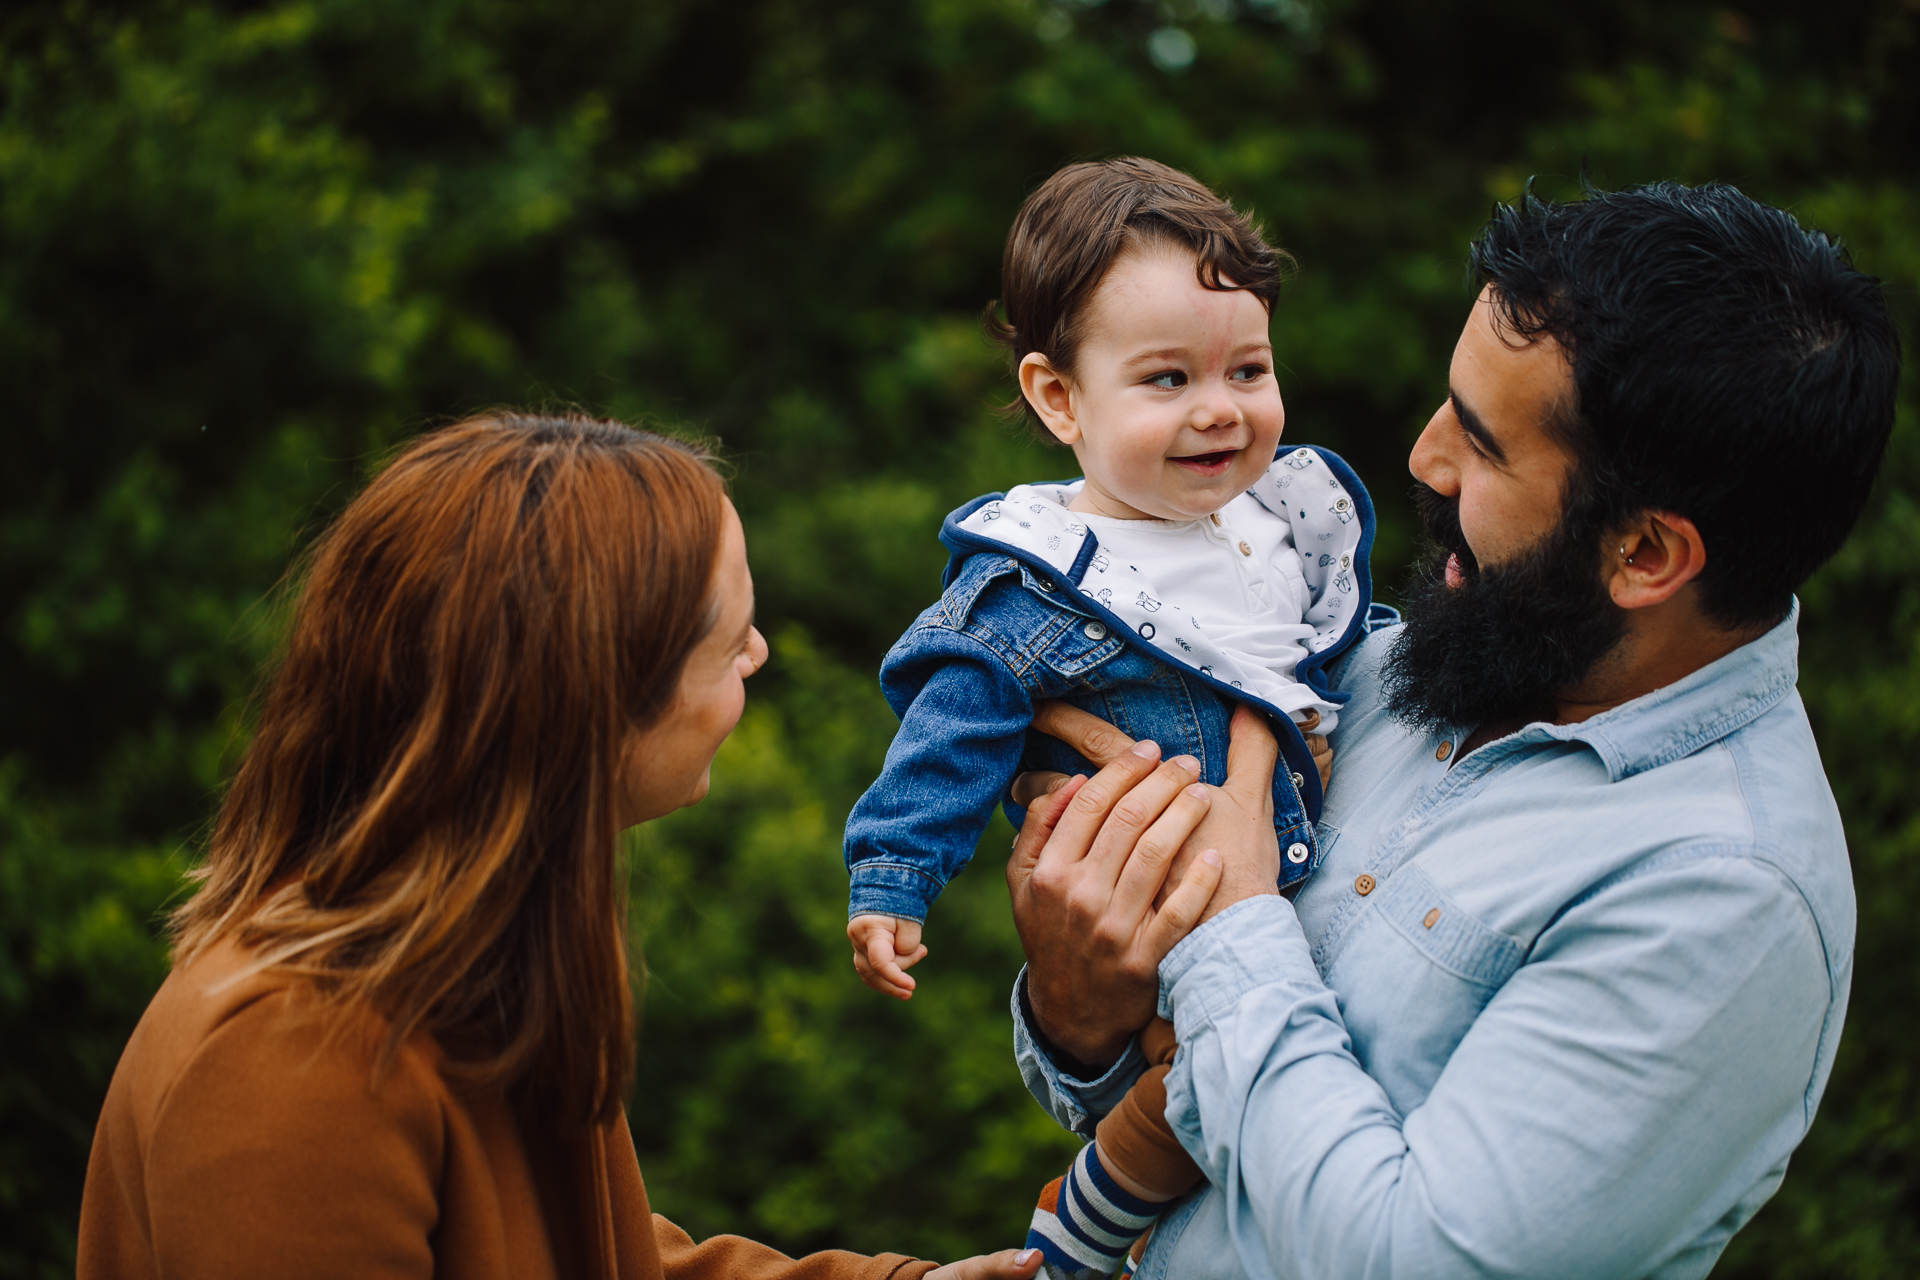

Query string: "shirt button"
[[1083, 620, 1108, 640], [1209, 512, 1222, 526], [1286, 842, 1310, 865], [1423, 908, 1441, 929], [1435, 740, 1453, 761], [1238, 541, 1253, 556], [1354, 874, 1375, 896]]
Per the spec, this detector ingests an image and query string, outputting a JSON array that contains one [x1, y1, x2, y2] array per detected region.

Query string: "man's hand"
[[1008, 704, 1286, 1064], [1180, 706, 1283, 923], [1005, 730, 1224, 1067], [848, 914, 926, 1000], [925, 1247, 1043, 1279]]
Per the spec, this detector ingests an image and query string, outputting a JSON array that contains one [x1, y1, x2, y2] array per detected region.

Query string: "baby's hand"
[[847, 913, 928, 1000], [1297, 710, 1334, 792], [1307, 734, 1333, 790]]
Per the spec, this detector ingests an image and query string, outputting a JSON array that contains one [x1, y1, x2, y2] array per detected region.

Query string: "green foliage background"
[[2, 0, 1916, 1274]]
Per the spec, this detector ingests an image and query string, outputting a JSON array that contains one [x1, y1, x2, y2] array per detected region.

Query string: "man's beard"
[[1380, 484, 1628, 733]]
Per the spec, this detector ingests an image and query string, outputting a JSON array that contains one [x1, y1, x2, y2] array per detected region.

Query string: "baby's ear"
[[1019, 353, 1080, 445]]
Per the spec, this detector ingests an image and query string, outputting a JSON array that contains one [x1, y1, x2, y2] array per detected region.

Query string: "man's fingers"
[[1145, 848, 1223, 958], [1008, 773, 1087, 896], [1037, 742, 1168, 879], [1010, 769, 1073, 809], [1031, 700, 1138, 767], [1221, 705, 1280, 806], [1107, 780, 1214, 924], [1075, 752, 1204, 886]]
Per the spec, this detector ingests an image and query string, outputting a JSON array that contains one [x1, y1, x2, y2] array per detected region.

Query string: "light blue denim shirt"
[[1014, 606, 1853, 1279]]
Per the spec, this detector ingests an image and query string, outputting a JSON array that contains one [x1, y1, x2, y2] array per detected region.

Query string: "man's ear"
[[1608, 511, 1707, 611], [1018, 353, 1080, 446]]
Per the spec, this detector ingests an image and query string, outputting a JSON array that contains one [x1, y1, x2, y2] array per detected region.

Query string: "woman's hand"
[[1007, 703, 1284, 1064], [926, 1247, 1045, 1279]]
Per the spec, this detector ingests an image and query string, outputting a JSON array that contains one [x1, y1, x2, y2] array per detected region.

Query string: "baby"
[[843, 157, 1380, 1279]]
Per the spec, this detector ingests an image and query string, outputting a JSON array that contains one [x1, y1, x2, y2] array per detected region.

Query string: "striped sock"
[[1024, 1142, 1162, 1278]]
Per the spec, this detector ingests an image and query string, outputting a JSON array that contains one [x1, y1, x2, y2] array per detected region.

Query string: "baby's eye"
[[1230, 363, 1269, 383], [1146, 370, 1188, 390]]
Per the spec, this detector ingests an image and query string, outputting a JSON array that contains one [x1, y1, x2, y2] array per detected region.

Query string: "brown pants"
[[1092, 1017, 1202, 1200]]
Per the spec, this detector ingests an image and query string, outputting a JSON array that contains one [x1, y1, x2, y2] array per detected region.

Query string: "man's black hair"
[[1471, 180, 1901, 630]]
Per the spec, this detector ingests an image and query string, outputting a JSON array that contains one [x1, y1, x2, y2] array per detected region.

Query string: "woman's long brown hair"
[[172, 413, 726, 1125]]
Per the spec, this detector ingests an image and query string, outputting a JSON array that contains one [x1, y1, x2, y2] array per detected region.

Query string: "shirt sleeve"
[[1160, 857, 1837, 1280], [141, 995, 444, 1280], [844, 626, 1035, 922], [1010, 967, 1149, 1142], [654, 1217, 936, 1280]]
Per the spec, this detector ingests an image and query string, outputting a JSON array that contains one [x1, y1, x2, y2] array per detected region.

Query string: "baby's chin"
[[1138, 464, 1260, 519]]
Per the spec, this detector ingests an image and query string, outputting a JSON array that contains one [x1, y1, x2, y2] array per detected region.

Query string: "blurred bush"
[[0, 0, 1914, 1274]]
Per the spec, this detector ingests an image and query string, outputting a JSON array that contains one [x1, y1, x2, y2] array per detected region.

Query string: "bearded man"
[[1001, 181, 1900, 1280]]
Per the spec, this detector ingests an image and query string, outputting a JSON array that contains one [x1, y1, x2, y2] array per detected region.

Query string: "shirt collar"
[[1497, 599, 1801, 782]]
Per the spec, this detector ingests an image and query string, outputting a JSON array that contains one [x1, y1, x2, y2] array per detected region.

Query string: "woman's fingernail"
[[1016, 1250, 1039, 1265], [1201, 849, 1222, 866], [1172, 754, 1200, 774], [1132, 740, 1160, 759], [1186, 783, 1210, 800]]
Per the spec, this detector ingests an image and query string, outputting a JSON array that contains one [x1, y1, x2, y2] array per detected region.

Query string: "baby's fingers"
[[887, 918, 929, 973], [1306, 733, 1333, 790], [860, 931, 918, 999]]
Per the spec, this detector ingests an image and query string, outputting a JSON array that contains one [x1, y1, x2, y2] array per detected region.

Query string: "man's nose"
[[1409, 404, 1460, 495]]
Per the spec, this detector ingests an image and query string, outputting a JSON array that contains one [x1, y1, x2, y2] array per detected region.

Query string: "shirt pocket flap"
[[1372, 865, 1525, 990]]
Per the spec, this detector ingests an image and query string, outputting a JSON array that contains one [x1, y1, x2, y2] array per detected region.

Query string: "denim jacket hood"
[[941, 446, 1376, 722]]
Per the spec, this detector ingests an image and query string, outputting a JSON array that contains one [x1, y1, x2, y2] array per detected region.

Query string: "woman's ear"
[[1019, 353, 1080, 446], [1608, 511, 1707, 611]]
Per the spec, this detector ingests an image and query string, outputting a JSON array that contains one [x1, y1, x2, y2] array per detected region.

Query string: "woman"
[[77, 414, 1042, 1280]]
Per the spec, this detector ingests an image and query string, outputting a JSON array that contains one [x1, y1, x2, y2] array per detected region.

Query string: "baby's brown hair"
[[987, 156, 1291, 429]]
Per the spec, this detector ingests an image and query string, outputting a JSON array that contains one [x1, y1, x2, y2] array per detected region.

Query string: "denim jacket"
[[844, 446, 1388, 923]]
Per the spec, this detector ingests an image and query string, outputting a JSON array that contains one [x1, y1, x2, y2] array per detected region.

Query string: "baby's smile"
[[1170, 447, 1240, 478]]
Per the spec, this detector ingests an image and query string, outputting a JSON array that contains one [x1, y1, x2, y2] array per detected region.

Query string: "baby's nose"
[[1190, 393, 1241, 430]]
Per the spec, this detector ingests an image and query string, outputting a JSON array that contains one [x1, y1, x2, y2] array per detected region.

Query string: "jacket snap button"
[[1354, 873, 1376, 896], [1290, 771, 1304, 789], [1083, 621, 1108, 640], [1286, 842, 1310, 865], [1036, 575, 1055, 591], [1423, 908, 1441, 929], [1238, 541, 1253, 556]]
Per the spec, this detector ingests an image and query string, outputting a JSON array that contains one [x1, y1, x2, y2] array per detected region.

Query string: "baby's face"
[[1035, 244, 1284, 521]]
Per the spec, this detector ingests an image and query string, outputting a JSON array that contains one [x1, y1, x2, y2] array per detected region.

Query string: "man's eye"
[[1147, 370, 1187, 389]]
